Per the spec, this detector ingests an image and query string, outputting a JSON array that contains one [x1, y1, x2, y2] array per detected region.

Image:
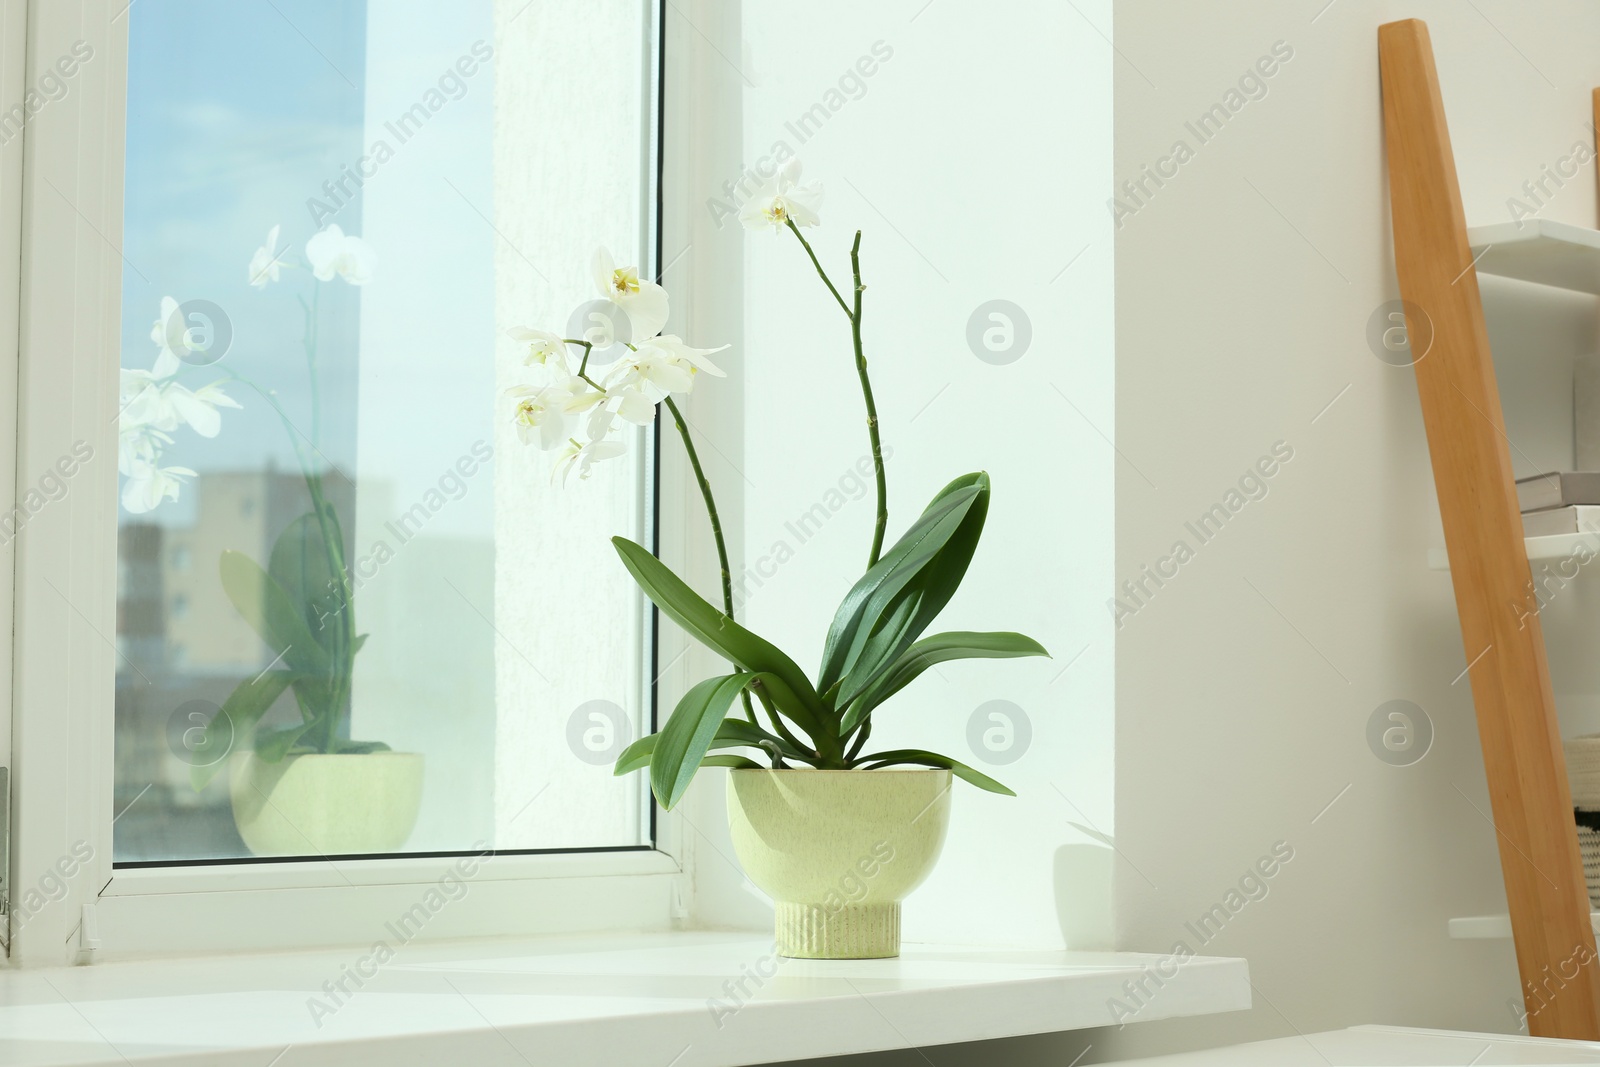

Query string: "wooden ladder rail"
[[1379, 18, 1600, 1039]]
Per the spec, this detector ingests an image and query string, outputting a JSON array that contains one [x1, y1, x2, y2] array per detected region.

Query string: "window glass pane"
[[113, 0, 654, 863]]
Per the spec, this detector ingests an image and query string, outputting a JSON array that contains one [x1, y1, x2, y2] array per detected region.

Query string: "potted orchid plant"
[[507, 161, 1048, 958], [122, 223, 421, 857]]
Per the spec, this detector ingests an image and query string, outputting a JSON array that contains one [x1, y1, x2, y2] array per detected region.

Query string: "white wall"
[[697, 0, 1116, 962], [1108, 0, 1600, 1061]]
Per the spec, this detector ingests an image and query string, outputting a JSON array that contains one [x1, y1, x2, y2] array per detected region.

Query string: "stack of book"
[[1515, 472, 1600, 536]]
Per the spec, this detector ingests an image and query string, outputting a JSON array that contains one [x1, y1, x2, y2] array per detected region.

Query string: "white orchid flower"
[[123, 300, 241, 438], [161, 381, 241, 438], [306, 224, 375, 286], [120, 295, 244, 512], [248, 224, 290, 288], [118, 425, 171, 477], [121, 461, 196, 514], [508, 382, 580, 450], [609, 384, 660, 426], [586, 405, 617, 440], [591, 247, 668, 340], [739, 159, 823, 231], [642, 335, 728, 377], [581, 380, 656, 440], [120, 359, 240, 438], [553, 436, 626, 486], [561, 377, 607, 414], [147, 297, 187, 368], [119, 368, 165, 429], [607, 334, 729, 396], [508, 326, 569, 371]]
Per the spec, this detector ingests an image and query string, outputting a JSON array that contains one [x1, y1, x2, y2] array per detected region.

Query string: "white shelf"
[[1469, 218, 1600, 294], [1113, 1025, 1600, 1064], [1449, 911, 1600, 939], [0, 931, 1252, 1066], [1427, 531, 1597, 570]]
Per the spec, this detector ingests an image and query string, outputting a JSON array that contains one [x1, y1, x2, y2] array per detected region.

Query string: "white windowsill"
[[0, 931, 1251, 1066]]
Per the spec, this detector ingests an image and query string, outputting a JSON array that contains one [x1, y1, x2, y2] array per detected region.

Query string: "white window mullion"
[[10, 0, 127, 966], [0, 0, 28, 958]]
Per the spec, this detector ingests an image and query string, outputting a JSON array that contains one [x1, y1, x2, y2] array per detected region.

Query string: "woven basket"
[[1565, 736, 1600, 909]]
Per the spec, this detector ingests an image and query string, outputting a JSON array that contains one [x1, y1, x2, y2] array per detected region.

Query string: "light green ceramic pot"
[[727, 768, 952, 959], [230, 751, 423, 857]]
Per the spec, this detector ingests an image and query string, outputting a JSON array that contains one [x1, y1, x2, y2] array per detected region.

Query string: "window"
[[109, 0, 661, 866]]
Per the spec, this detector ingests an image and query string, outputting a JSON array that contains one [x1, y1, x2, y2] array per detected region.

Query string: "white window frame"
[[3, 0, 743, 966]]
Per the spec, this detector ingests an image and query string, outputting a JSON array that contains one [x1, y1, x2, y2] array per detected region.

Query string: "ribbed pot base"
[[775, 901, 901, 959]]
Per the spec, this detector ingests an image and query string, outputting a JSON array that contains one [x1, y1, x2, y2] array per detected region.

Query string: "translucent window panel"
[[114, 0, 655, 863]]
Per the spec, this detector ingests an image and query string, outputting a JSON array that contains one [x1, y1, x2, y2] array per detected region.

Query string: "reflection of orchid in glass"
[[186, 222, 390, 789], [248, 224, 289, 288], [117, 301, 240, 514], [305, 223, 374, 286], [120, 457, 197, 514]]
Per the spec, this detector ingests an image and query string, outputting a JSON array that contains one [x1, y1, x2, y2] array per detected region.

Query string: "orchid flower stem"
[[848, 231, 887, 568], [560, 340, 607, 393], [298, 285, 322, 449], [662, 394, 757, 725], [217, 371, 316, 487], [572, 339, 594, 379], [786, 219, 852, 320], [784, 221, 888, 568]]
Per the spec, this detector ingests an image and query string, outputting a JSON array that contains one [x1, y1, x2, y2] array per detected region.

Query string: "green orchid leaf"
[[842, 631, 1049, 732], [836, 588, 925, 708], [614, 733, 661, 777], [843, 476, 992, 706], [219, 550, 332, 678], [188, 670, 296, 790], [269, 511, 348, 650], [614, 718, 801, 776], [817, 481, 981, 694], [313, 493, 352, 586], [330, 739, 392, 755], [821, 474, 991, 706], [289, 673, 338, 725], [858, 747, 1015, 796], [612, 537, 829, 740], [650, 673, 761, 810], [254, 721, 317, 763], [698, 754, 762, 770]]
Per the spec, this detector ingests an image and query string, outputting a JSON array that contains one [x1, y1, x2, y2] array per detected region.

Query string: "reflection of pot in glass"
[[231, 750, 423, 857], [157, 233, 404, 854]]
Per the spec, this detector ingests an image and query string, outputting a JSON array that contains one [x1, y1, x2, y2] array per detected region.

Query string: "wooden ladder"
[[1379, 18, 1600, 1038]]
